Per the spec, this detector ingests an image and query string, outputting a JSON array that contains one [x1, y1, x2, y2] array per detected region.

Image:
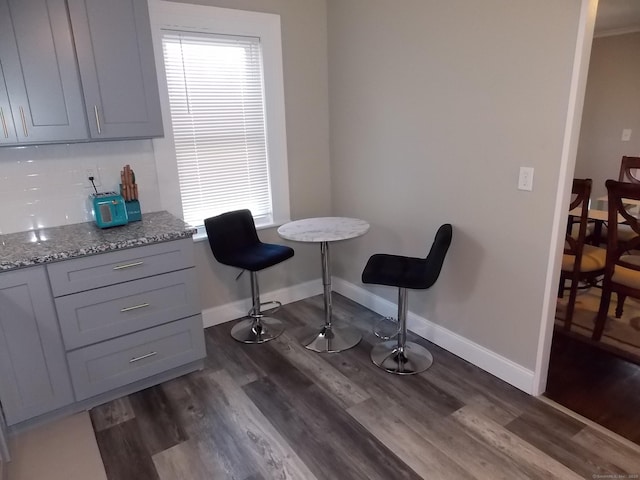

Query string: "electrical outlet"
[[85, 168, 101, 189], [518, 166, 534, 191]]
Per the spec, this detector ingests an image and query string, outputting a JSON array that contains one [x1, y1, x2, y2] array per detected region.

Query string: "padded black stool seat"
[[215, 242, 294, 272], [205, 209, 294, 343], [362, 224, 452, 374]]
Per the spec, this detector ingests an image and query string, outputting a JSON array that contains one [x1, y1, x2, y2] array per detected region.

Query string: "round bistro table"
[[277, 217, 370, 353]]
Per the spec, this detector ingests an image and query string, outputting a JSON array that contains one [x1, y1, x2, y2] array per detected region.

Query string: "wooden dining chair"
[[559, 178, 606, 331], [618, 156, 640, 184], [593, 180, 640, 341]]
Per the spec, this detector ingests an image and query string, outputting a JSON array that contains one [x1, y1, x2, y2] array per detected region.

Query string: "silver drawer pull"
[[113, 261, 144, 270], [120, 302, 150, 313], [129, 351, 157, 363]]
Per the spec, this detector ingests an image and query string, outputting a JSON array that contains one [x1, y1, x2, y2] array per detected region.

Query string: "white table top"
[[278, 217, 370, 242]]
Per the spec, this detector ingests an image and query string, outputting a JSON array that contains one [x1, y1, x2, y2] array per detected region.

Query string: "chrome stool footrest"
[[249, 300, 282, 317], [373, 316, 399, 340], [231, 316, 284, 344], [371, 340, 433, 375]]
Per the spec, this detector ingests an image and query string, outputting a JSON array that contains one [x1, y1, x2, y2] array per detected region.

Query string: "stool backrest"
[[204, 209, 260, 264], [422, 224, 453, 289]]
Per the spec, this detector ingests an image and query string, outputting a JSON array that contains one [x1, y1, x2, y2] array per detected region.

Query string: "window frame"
[[148, 0, 290, 236]]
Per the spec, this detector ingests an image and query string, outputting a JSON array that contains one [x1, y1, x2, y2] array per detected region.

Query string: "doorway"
[[542, 0, 640, 445]]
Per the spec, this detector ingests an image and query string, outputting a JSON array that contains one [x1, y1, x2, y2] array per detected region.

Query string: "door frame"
[[0, 409, 9, 463], [533, 0, 599, 396]]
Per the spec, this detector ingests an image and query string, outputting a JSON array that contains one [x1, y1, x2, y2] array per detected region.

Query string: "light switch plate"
[[622, 129, 632, 141], [518, 167, 534, 191]]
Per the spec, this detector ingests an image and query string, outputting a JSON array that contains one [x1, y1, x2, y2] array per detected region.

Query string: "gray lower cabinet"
[[0, 266, 74, 426], [49, 238, 204, 403], [55, 268, 200, 350], [67, 314, 204, 400], [0, 0, 88, 144], [68, 0, 164, 139], [47, 238, 195, 297], [0, 237, 203, 429]]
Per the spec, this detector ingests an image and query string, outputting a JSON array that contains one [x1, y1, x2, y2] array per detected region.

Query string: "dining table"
[[569, 198, 636, 245], [277, 217, 370, 353]]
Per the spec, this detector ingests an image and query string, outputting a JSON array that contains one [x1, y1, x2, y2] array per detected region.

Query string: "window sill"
[[191, 219, 290, 243]]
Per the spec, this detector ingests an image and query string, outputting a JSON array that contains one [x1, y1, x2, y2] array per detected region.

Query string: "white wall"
[[327, 0, 584, 371], [575, 31, 640, 198]]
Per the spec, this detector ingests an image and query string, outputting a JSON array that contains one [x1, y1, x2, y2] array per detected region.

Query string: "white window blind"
[[161, 32, 272, 228]]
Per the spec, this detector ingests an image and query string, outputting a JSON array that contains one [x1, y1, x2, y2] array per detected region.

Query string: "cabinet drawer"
[[67, 314, 205, 400], [47, 238, 195, 296], [55, 268, 199, 350]]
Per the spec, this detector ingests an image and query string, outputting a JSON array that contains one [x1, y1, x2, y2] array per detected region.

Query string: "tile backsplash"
[[0, 140, 162, 235]]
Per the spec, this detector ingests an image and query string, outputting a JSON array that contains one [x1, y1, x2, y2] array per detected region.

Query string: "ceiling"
[[595, 0, 640, 36]]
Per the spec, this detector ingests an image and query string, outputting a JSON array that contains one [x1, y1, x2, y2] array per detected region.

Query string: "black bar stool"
[[361, 224, 452, 374], [205, 210, 294, 343]]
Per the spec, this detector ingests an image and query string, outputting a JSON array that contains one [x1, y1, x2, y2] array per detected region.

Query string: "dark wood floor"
[[545, 329, 640, 444], [90, 294, 640, 480]]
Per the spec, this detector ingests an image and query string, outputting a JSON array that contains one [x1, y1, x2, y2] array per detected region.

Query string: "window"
[[149, 2, 290, 233]]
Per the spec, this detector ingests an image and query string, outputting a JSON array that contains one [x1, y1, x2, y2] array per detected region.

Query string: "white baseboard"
[[201, 278, 323, 328], [332, 277, 536, 394], [200, 276, 535, 394]]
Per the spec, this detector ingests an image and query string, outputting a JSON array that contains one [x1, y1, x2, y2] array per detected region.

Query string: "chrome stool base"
[[371, 340, 433, 375], [299, 324, 361, 353], [231, 316, 284, 344]]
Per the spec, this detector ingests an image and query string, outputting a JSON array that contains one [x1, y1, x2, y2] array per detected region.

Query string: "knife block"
[[125, 200, 141, 222]]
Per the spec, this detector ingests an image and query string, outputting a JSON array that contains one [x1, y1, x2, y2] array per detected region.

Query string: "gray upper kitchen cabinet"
[[0, 0, 88, 144], [68, 0, 164, 139], [0, 266, 74, 426]]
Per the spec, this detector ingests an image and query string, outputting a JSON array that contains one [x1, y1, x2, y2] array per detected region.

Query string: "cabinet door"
[[0, 63, 17, 144], [0, 267, 74, 426], [68, 0, 164, 139], [0, 0, 88, 143]]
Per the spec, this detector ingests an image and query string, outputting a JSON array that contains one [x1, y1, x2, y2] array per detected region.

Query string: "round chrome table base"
[[371, 340, 433, 375], [231, 317, 284, 344], [299, 324, 362, 353]]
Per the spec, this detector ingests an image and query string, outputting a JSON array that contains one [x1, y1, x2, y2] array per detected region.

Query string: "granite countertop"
[[0, 211, 196, 272]]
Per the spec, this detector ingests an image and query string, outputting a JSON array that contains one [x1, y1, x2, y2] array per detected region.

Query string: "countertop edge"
[[0, 211, 196, 273]]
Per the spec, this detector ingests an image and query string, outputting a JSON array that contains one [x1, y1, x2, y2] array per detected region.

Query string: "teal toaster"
[[91, 192, 128, 228]]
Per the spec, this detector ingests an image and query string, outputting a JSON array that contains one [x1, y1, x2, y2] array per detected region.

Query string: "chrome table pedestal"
[[298, 241, 362, 352], [277, 217, 370, 353]]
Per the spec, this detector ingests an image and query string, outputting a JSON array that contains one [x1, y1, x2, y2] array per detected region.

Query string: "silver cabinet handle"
[[113, 261, 144, 270], [120, 302, 150, 313], [129, 351, 157, 363], [0, 108, 7, 138], [94, 105, 101, 134], [19, 106, 27, 136]]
